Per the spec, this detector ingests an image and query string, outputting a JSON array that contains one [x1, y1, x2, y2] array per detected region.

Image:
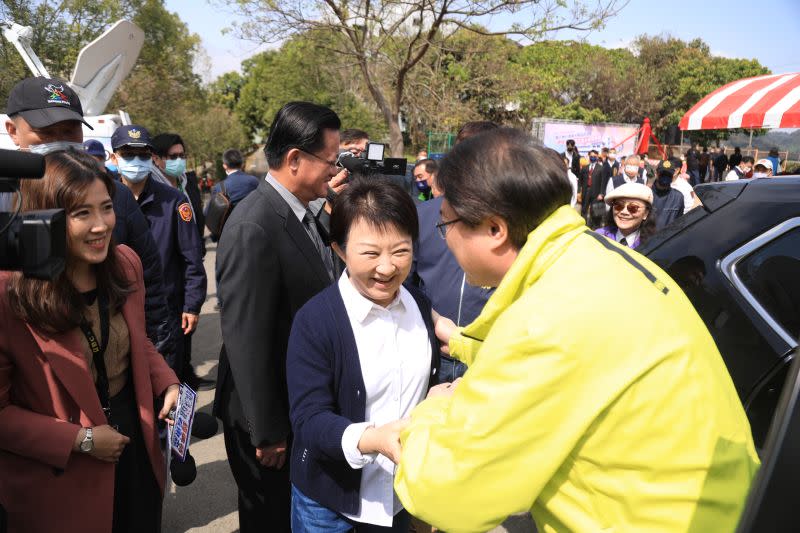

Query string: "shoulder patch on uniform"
[[178, 202, 193, 222]]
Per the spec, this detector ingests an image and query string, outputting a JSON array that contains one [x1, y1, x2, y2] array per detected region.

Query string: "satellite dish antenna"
[[70, 20, 144, 116]]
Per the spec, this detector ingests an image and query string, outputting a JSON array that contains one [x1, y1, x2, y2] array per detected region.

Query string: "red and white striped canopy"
[[679, 72, 800, 130]]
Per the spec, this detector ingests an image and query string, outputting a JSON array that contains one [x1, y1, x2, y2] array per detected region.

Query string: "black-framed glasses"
[[436, 217, 462, 239], [299, 148, 337, 169]]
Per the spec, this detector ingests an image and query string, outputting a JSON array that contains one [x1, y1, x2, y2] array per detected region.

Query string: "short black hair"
[[437, 128, 572, 250], [588, 149, 599, 156], [151, 133, 185, 157], [340, 128, 369, 145], [330, 177, 419, 246], [265, 102, 341, 169], [415, 158, 438, 175], [741, 155, 755, 164], [223, 148, 244, 169], [456, 121, 499, 144], [566, 139, 576, 147]]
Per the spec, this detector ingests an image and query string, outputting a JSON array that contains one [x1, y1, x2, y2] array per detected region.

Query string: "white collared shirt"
[[337, 271, 432, 526], [615, 228, 639, 247]]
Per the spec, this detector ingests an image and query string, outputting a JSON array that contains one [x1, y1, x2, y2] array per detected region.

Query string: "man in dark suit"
[[210, 148, 260, 207], [580, 149, 604, 220], [213, 102, 341, 532]]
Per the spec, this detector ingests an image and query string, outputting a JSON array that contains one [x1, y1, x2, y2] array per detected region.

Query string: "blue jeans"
[[291, 485, 411, 533]]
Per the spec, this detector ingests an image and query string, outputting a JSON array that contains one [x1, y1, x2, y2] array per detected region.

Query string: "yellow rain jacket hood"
[[395, 205, 759, 532]]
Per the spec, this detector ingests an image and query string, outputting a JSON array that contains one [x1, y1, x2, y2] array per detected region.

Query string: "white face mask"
[[625, 165, 639, 176], [26, 141, 84, 155], [753, 172, 768, 178]]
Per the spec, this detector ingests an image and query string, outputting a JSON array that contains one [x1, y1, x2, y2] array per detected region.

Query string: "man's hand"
[[427, 378, 461, 400], [324, 168, 350, 214], [433, 313, 457, 355], [357, 419, 410, 464], [182, 312, 199, 335], [256, 440, 288, 469]]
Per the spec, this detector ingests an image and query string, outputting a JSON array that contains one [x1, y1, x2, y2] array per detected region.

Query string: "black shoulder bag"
[[205, 181, 232, 239]]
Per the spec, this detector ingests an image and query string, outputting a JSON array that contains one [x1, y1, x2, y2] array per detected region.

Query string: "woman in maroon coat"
[[0, 149, 180, 533]]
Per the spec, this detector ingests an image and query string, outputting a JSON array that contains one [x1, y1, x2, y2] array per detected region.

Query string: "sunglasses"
[[117, 151, 152, 161], [612, 200, 646, 215]]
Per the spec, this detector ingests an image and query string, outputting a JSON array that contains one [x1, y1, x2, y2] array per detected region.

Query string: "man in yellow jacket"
[[392, 129, 760, 532]]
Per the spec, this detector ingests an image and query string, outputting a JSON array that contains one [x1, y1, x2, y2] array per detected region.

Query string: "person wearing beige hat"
[[595, 182, 656, 249], [753, 158, 774, 178]]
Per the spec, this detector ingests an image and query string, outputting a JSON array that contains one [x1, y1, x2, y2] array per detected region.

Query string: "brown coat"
[[0, 245, 179, 533]]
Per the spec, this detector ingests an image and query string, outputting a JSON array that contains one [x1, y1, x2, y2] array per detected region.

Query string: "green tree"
[[632, 35, 770, 142], [218, 0, 626, 155], [223, 32, 387, 142]]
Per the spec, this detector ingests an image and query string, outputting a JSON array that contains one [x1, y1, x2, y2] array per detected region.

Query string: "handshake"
[[356, 378, 462, 465]]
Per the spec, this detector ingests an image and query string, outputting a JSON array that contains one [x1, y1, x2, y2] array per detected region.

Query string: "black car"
[[640, 177, 800, 448]]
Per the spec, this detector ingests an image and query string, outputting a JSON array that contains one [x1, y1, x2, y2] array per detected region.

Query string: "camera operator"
[[2, 76, 177, 366]]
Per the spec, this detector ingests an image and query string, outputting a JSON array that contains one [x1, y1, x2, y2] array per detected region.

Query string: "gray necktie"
[[304, 208, 334, 281]]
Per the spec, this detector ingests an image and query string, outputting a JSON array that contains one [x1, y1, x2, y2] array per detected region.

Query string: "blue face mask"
[[589, 156, 598, 163], [117, 157, 152, 183], [415, 180, 431, 193], [105, 162, 118, 173], [164, 157, 186, 178]]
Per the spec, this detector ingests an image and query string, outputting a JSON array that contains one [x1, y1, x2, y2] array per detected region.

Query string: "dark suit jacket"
[[0, 245, 178, 533], [580, 162, 605, 206], [562, 150, 581, 176], [213, 179, 334, 447], [184, 171, 206, 253]]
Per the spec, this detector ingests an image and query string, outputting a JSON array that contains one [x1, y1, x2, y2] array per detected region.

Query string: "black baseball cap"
[[6, 76, 93, 129], [111, 125, 153, 151]]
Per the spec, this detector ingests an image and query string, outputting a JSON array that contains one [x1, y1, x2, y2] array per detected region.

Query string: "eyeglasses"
[[164, 152, 186, 160], [117, 150, 152, 161], [612, 200, 646, 215], [436, 217, 462, 239], [299, 149, 337, 169]]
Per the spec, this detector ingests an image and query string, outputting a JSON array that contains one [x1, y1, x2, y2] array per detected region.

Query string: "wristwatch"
[[79, 427, 94, 453]]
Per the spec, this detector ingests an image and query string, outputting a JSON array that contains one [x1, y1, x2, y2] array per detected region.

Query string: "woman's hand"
[[433, 312, 457, 355], [159, 384, 180, 424], [358, 419, 410, 464], [88, 425, 130, 462]]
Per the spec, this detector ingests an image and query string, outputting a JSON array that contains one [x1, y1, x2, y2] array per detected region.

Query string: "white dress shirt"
[[338, 271, 432, 526], [671, 177, 695, 214], [567, 169, 578, 207], [615, 228, 639, 247]]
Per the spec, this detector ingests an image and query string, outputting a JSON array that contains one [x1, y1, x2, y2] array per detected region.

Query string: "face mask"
[[753, 172, 768, 178], [164, 157, 186, 178], [589, 156, 598, 163], [625, 165, 639, 175], [105, 162, 118, 173], [608, 154, 616, 160], [27, 141, 83, 155], [657, 175, 672, 188], [415, 180, 431, 193], [117, 157, 152, 183], [567, 147, 574, 153]]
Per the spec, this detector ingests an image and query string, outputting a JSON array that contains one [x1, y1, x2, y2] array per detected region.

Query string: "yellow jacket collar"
[[460, 205, 587, 345]]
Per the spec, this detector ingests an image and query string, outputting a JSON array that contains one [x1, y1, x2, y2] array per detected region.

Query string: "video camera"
[[0, 149, 66, 280], [336, 143, 408, 177]]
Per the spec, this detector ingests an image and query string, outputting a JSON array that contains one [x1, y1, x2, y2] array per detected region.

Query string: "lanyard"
[[79, 291, 112, 425]]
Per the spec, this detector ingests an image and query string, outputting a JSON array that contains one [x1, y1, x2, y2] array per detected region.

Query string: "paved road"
[[161, 239, 535, 533]]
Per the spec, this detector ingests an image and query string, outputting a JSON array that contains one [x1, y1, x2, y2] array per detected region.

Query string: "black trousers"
[[223, 423, 291, 533], [111, 379, 161, 533]]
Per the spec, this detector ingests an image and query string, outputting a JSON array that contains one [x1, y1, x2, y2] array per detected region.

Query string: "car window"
[[737, 228, 800, 341]]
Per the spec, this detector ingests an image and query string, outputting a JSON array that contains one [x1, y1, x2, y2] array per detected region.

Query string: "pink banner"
[[542, 122, 639, 156]]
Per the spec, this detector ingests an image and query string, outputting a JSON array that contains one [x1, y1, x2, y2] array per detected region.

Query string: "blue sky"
[[166, 0, 800, 81]]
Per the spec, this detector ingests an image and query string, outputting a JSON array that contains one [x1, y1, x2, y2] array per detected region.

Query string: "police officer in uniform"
[[110, 125, 207, 379]]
